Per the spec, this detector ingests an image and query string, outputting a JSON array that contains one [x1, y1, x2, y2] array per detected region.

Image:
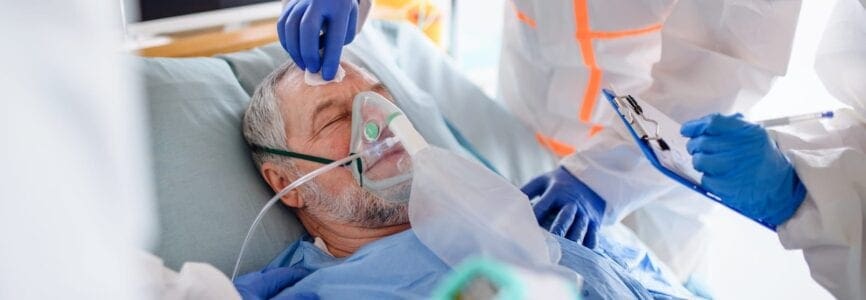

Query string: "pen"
[[756, 111, 835, 127]]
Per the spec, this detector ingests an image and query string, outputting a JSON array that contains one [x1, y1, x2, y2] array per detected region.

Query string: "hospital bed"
[[142, 20, 556, 275]]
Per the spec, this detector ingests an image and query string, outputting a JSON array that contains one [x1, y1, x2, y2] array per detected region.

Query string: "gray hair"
[[242, 61, 300, 170]]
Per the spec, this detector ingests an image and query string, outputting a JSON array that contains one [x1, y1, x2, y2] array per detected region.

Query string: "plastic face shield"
[[250, 91, 414, 203]]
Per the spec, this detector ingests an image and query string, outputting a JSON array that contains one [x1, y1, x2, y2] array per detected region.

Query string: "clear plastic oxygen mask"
[[348, 91, 427, 202], [232, 91, 425, 279]]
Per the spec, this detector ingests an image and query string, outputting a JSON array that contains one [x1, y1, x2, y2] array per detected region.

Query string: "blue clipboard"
[[602, 89, 776, 230]]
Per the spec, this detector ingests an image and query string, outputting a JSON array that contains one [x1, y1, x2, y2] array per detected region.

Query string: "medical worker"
[[1, 0, 152, 298], [0, 1, 313, 299], [681, 0, 866, 298], [505, 1, 866, 297], [497, 0, 805, 285]]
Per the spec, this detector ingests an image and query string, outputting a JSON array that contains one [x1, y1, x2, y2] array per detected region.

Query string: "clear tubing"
[[230, 136, 400, 280]]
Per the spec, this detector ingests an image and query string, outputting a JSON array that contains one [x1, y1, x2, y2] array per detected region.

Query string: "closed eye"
[[311, 112, 350, 140]]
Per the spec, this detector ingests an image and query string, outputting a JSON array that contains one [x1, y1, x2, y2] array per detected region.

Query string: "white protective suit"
[[499, 0, 801, 280], [138, 252, 240, 300], [772, 0, 866, 298], [0, 1, 154, 299], [0, 1, 245, 300]]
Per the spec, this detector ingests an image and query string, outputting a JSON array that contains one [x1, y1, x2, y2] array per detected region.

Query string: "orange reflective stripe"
[[535, 132, 576, 157], [588, 124, 604, 137], [533, 1, 659, 146], [516, 11, 538, 28], [571, 0, 661, 127], [589, 23, 662, 39], [510, 2, 537, 29], [573, 0, 594, 67], [573, 0, 599, 124]]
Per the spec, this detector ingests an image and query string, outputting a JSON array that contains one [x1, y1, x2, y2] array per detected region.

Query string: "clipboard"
[[602, 89, 776, 230]]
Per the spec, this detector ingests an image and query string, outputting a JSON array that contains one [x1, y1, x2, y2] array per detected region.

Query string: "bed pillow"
[[142, 56, 303, 275], [217, 44, 290, 96]]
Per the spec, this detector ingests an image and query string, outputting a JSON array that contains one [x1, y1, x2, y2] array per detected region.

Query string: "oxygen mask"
[[348, 91, 427, 203]]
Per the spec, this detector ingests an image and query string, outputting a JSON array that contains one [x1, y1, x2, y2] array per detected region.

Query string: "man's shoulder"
[[272, 229, 452, 298], [263, 234, 315, 269]]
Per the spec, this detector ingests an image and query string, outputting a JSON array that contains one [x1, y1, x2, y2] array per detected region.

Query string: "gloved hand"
[[521, 166, 606, 248], [234, 267, 317, 300], [681, 113, 807, 227], [276, 0, 358, 80]]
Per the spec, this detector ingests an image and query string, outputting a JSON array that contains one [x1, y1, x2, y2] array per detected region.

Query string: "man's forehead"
[[276, 63, 378, 107]]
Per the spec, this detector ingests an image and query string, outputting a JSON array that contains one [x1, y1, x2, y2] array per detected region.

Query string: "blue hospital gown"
[[265, 229, 685, 299]]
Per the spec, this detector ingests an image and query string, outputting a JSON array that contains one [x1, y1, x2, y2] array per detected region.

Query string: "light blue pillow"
[[218, 44, 290, 96], [143, 57, 302, 275]]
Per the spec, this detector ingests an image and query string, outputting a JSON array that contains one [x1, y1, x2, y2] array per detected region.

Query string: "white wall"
[[749, 0, 847, 120], [453, 0, 504, 97]]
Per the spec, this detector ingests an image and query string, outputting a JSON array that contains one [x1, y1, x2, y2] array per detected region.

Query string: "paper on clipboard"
[[622, 96, 703, 184]]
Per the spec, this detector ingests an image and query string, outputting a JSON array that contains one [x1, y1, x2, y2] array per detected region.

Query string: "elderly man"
[[240, 60, 690, 299]]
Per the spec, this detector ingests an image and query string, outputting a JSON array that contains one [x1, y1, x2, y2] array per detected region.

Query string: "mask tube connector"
[[388, 114, 428, 156]]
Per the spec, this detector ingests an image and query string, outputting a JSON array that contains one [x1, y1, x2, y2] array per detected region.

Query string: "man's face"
[[275, 62, 408, 227]]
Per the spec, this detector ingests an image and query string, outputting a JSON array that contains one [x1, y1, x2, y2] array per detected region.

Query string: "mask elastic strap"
[[355, 157, 364, 187], [249, 144, 339, 165]]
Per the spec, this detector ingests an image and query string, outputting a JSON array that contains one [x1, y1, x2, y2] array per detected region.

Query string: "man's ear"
[[260, 161, 304, 208]]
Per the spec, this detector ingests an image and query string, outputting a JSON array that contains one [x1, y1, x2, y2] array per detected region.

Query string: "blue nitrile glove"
[[276, 0, 358, 80], [234, 267, 317, 300], [521, 166, 606, 248], [680, 113, 807, 227]]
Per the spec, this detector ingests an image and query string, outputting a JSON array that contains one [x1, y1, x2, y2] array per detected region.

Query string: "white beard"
[[300, 179, 410, 228]]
